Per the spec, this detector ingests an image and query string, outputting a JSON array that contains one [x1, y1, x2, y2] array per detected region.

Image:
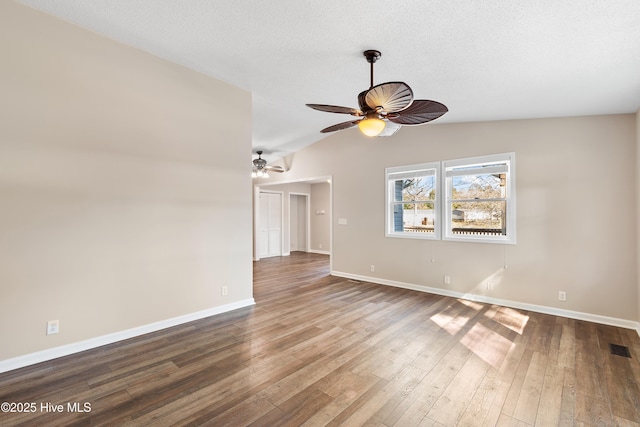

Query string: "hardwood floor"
[[1, 252, 640, 426]]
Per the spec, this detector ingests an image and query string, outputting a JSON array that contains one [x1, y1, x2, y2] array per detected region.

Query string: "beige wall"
[[310, 183, 331, 253], [0, 2, 253, 362], [265, 114, 638, 321], [290, 194, 308, 252]]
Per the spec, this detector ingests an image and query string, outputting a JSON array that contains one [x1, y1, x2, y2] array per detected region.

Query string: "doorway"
[[253, 177, 332, 271]]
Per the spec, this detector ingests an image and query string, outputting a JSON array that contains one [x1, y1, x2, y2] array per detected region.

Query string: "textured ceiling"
[[14, 0, 640, 159]]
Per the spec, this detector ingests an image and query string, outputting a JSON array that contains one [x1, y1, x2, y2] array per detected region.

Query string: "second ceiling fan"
[[307, 50, 448, 137]]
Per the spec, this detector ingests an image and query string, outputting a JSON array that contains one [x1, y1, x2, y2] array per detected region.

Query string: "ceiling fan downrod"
[[363, 50, 381, 89]]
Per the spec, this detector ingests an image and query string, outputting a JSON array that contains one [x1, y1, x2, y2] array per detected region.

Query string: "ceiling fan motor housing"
[[253, 151, 267, 169], [358, 90, 373, 113]]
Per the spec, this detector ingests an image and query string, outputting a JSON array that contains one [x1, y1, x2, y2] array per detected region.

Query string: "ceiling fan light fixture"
[[252, 168, 269, 178], [358, 115, 386, 137]]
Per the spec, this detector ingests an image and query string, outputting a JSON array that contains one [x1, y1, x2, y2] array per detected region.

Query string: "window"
[[385, 162, 440, 239], [443, 153, 515, 244]]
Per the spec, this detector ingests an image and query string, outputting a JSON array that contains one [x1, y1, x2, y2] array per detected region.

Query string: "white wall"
[[0, 2, 253, 365], [265, 114, 638, 323]]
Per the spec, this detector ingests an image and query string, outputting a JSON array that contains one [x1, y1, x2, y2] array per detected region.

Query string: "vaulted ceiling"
[[15, 0, 640, 159]]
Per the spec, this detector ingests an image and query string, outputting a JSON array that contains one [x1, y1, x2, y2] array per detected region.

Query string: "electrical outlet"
[[319, 243, 323, 249], [47, 320, 59, 335], [487, 282, 494, 290], [370, 265, 375, 272], [221, 286, 228, 296], [443, 276, 451, 285], [558, 291, 566, 301]]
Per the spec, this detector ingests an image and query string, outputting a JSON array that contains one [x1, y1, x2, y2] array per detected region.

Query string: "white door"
[[258, 192, 282, 258]]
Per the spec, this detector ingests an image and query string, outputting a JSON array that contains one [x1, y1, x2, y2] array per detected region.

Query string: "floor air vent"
[[609, 343, 631, 358]]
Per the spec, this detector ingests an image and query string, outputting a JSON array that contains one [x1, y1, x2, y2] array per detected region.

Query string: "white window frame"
[[385, 162, 441, 240], [442, 152, 516, 244]]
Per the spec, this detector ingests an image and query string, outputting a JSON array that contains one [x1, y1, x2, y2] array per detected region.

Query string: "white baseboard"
[[308, 249, 330, 255], [0, 298, 255, 374], [331, 271, 640, 336]]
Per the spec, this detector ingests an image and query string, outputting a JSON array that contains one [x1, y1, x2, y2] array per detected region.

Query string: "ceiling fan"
[[252, 151, 284, 178], [306, 50, 448, 137]]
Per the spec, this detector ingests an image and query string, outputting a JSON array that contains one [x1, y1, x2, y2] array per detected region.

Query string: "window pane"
[[449, 200, 506, 236], [394, 176, 436, 202], [386, 162, 440, 240], [451, 173, 505, 200], [395, 202, 435, 234], [443, 153, 515, 244]]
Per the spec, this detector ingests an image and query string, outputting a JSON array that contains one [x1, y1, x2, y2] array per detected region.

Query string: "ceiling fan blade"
[[377, 121, 401, 137], [388, 100, 448, 125], [306, 104, 361, 115], [364, 82, 414, 113], [320, 120, 360, 133], [265, 165, 285, 173]]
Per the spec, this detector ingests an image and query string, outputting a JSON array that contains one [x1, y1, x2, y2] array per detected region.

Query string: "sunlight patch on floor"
[[430, 312, 470, 335], [460, 322, 514, 368], [486, 305, 529, 334]]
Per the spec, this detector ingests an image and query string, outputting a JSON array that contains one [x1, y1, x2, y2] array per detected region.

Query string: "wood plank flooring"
[[1, 252, 640, 426]]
